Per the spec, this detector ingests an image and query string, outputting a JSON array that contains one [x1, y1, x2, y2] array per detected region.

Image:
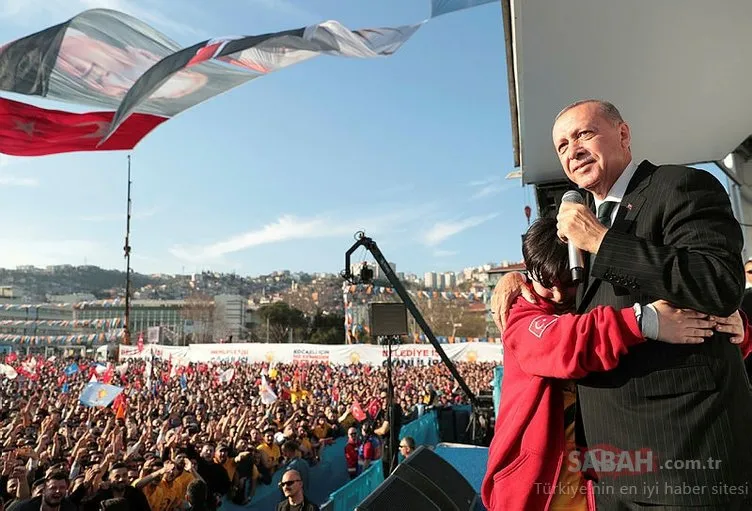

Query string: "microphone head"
[[562, 190, 584, 205]]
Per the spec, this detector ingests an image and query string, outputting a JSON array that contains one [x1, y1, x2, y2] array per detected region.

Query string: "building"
[[424, 272, 438, 290], [214, 294, 246, 342], [442, 272, 456, 290]]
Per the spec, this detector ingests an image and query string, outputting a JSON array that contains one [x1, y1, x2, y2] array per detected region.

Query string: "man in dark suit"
[[550, 99, 752, 509]]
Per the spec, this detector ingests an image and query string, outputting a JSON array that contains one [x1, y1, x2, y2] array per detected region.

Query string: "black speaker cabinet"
[[369, 302, 408, 336], [355, 445, 477, 511]]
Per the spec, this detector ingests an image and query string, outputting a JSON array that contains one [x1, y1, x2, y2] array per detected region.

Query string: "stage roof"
[[500, 0, 752, 184]]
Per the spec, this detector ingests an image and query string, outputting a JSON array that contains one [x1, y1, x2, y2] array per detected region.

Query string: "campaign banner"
[[119, 342, 503, 366]]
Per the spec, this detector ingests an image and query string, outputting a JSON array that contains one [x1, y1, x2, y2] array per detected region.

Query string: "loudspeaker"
[[355, 446, 477, 511], [369, 302, 408, 336]]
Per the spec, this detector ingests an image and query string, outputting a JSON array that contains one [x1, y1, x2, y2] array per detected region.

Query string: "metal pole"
[[124, 155, 132, 345], [343, 233, 479, 408]]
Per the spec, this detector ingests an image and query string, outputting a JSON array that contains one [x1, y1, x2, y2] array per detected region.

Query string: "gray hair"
[[555, 99, 624, 126]]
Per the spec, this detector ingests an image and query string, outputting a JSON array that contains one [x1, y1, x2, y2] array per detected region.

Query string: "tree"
[[181, 292, 215, 344], [258, 302, 307, 343], [308, 311, 346, 345], [415, 296, 486, 338]]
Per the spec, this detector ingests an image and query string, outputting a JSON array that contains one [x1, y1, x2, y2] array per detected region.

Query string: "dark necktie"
[[597, 201, 618, 229]]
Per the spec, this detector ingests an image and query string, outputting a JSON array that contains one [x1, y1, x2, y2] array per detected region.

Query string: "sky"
[[0, 0, 731, 278]]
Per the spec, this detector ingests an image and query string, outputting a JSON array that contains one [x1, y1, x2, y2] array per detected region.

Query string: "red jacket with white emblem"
[[481, 295, 645, 511], [481, 296, 752, 511]]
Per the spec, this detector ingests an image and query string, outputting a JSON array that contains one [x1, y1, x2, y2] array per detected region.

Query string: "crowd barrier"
[[492, 365, 503, 420], [321, 459, 384, 511], [222, 437, 350, 511], [321, 409, 443, 510], [399, 409, 441, 447]]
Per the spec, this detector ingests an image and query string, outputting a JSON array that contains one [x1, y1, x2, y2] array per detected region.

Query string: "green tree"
[[258, 302, 307, 343], [308, 311, 346, 344]]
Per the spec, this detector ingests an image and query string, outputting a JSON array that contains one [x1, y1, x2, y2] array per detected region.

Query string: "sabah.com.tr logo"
[[567, 445, 722, 477]]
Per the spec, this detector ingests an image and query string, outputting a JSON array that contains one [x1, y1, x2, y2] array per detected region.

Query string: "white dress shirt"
[[593, 159, 639, 225]]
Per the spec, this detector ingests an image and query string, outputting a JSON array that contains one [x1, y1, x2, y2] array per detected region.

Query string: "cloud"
[[423, 213, 498, 246], [468, 175, 517, 199], [170, 206, 432, 263], [0, 174, 38, 187], [0, 239, 102, 269]]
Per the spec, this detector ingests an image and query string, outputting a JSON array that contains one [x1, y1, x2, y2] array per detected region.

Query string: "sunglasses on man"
[[278, 479, 301, 489]]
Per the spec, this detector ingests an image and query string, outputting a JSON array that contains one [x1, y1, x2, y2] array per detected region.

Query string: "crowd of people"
[[0, 352, 494, 510]]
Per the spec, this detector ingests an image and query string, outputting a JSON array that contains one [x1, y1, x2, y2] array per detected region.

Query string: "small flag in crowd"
[[218, 368, 234, 384], [259, 375, 277, 405], [79, 382, 123, 407], [351, 401, 367, 422], [64, 362, 79, 376], [0, 363, 17, 380]]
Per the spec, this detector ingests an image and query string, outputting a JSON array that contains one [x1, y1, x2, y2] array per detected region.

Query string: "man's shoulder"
[[649, 161, 722, 188]]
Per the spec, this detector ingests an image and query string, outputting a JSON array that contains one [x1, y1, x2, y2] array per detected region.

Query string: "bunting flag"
[[0, 318, 124, 328], [0, 298, 123, 310], [0, 0, 495, 155], [0, 330, 125, 345]]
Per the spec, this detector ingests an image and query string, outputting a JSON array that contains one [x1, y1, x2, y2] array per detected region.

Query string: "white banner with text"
[[119, 342, 502, 366]]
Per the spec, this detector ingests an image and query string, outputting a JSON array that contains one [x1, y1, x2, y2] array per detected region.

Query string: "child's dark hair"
[[522, 217, 569, 289]]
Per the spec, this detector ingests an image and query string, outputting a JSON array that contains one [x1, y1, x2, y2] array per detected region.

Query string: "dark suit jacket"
[[574, 160, 752, 506]]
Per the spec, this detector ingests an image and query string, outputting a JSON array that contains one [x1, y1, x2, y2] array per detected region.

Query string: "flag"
[[0, 97, 166, 156], [79, 382, 123, 407], [0, 364, 17, 380], [351, 401, 367, 422], [259, 375, 277, 405], [0, 1, 495, 154], [367, 398, 382, 420], [218, 368, 234, 384], [64, 362, 79, 376]]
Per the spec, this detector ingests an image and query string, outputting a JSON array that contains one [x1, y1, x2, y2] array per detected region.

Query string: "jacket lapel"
[[576, 160, 655, 313]]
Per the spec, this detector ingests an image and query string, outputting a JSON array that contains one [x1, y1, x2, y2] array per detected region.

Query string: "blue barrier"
[[492, 365, 503, 420], [222, 437, 350, 511], [399, 410, 440, 447], [323, 457, 384, 511], [223, 408, 451, 511]]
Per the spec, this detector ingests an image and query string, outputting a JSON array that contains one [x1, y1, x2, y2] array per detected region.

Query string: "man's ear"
[[619, 122, 631, 151]]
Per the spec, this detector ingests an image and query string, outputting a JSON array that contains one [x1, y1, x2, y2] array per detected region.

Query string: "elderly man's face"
[[552, 102, 631, 198], [745, 262, 752, 285]]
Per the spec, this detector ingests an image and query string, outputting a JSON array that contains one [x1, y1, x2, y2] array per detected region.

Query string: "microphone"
[[561, 190, 585, 283]]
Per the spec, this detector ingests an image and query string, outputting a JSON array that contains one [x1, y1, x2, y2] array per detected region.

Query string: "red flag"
[[0, 97, 167, 156], [367, 398, 382, 420], [351, 401, 367, 422]]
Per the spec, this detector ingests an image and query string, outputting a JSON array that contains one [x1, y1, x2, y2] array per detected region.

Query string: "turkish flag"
[[0, 97, 167, 156]]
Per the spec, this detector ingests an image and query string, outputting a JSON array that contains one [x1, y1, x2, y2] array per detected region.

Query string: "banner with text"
[[119, 342, 502, 366]]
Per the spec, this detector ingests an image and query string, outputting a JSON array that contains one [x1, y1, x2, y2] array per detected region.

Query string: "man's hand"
[[651, 300, 716, 344], [491, 272, 535, 333], [557, 202, 608, 254], [709, 311, 745, 344]]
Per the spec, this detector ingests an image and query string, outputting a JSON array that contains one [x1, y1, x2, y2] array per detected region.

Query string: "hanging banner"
[[119, 342, 503, 365]]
